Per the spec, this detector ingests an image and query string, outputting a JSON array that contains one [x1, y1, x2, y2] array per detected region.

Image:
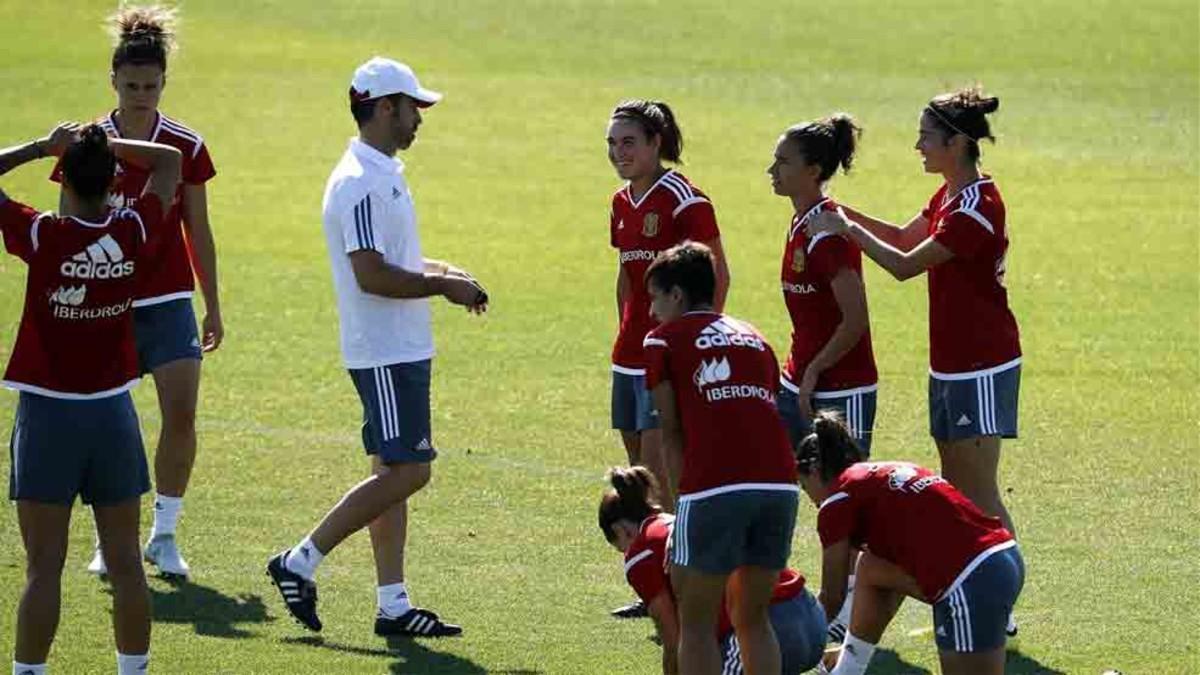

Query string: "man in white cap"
[[267, 56, 487, 637]]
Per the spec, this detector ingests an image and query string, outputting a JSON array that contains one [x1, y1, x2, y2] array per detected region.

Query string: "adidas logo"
[[617, 218, 625, 230], [936, 625, 947, 637], [60, 235, 135, 280], [415, 438, 432, 451], [693, 357, 731, 388], [694, 318, 765, 352], [956, 414, 972, 427], [49, 284, 86, 306], [392, 186, 403, 199]]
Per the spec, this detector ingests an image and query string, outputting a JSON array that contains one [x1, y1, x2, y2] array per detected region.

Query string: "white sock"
[[830, 633, 876, 675], [150, 494, 183, 538], [377, 582, 412, 617], [834, 574, 855, 627], [284, 537, 324, 580], [13, 662, 46, 675], [116, 652, 148, 675]]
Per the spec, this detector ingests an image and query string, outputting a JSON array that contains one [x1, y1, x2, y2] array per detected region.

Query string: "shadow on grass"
[[143, 578, 270, 638], [282, 635, 542, 674], [1006, 649, 1067, 674], [858, 649, 932, 674]]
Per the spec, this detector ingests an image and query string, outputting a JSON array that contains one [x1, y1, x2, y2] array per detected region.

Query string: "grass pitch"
[[0, 0, 1196, 672]]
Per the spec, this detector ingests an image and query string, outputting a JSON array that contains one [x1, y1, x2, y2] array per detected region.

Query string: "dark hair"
[[598, 466, 662, 542], [783, 113, 861, 182], [611, 100, 684, 164], [644, 241, 716, 309], [109, 4, 177, 73], [795, 410, 865, 483], [925, 86, 1000, 162], [61, 125, 117, 203], [350, 92, 406, 127]]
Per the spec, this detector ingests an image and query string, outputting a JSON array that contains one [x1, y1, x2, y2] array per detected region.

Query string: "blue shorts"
[[9, 392, 149, 506], [134, 298, 202, 373], [777, 382, 876, 455], [929, 361, 1020, 441], [933, 542, 1024, 653], [611, 370, 659, 432], [720, 590, 827, 675], [671, 487, 799, 574], [349, 361, 436, 465]]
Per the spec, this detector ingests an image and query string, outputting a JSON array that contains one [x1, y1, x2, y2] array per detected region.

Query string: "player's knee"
[[25, 550, 66, 582], [103, 548, 146, 584]]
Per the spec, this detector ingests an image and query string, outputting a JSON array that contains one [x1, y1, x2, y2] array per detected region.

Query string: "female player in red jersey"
[[606, 100, 730, 513], [1, 123, 181, 675], [796, 413, 1023, 675], [62, 4, 223, 578], [598, 466, 825, 675], [643, 243, 798, 675], [767, 113, 878, 452], [806, 88, 1020, 541]]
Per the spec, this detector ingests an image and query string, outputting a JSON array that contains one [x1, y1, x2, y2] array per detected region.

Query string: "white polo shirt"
[[322, 138, 434, 369]]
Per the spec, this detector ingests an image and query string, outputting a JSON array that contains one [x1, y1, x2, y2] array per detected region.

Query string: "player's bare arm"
[[647, 592, 681, 675], [180, 184, 223, 352], [796, 268, 869, 419], [0, 122, 79, 178], [650, 381, 683, 495], [350, 249, 487, 308], [107, 138, 183, 207], [817, 539, 853, 622], [838, 204, 930, 252], [809, 208, 952, 281], [700, 237, 731, 312]]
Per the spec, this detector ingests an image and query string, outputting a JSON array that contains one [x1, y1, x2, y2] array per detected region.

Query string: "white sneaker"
[[144, 534, 190, 579], [86, 547, 107, 576]]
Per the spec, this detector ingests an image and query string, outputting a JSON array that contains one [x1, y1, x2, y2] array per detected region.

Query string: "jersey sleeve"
[[816, 492, 855, 548], [675, 199, 719, 242], [624, 547, 668, 604], [932, 210, 992, 259], [0, 198, 40, 262], [183, 142, 217, 185], [340, 190, 387, 255], [806, 234, 852, 283], [643, 329, 670, 389], [920, 186, 944, 221]]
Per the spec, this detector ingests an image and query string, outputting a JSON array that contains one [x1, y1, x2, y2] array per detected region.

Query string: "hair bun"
[[980, 96, 1000, 114], [108, 4, 177, 47]]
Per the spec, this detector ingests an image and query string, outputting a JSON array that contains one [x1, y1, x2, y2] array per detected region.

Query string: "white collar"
[[350, 137, 405, 174]]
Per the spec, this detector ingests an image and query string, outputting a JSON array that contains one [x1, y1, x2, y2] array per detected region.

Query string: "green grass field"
[[0, 0, 1197, 672]]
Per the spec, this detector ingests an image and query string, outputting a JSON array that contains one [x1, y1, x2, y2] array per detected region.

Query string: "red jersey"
[[643, 312, 798, 496], [624, 513, 806, 637], [780, 198, 877, 392], [923, 177, 1021, 375], [0, 195, 162, 398], [610, 170, 720, 373], [51, 111, 216, 305], [817, 461, 1014, 602]]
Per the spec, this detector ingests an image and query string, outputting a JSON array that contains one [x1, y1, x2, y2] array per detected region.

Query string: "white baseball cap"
[[349, 56, 442, 108]]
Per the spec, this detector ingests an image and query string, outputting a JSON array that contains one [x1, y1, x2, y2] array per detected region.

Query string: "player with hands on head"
[[2, 121, 182, 675]]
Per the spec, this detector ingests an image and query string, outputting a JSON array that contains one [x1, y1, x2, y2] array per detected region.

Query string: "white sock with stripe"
[[830, 633, 875, 675], [284, 536, 324, 580], [12, 662, 46, 675], [378, 582, 413, 618], [116, 652, 148, 675]]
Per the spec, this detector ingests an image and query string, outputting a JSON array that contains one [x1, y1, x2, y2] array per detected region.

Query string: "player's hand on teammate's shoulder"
[[41, 122, 83, 158], [807, 207, 852, 237]]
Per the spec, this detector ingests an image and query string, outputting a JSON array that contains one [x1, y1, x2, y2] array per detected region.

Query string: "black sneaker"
[[610, 599, 648, 619], [266, 551, 322, 632], [375, 607, 462, 638]]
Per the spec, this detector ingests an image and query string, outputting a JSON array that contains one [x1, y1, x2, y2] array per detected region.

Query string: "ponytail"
[[795, 410, 864, 483], [925, 85, 1000, 162], [611, 99, 684, 164], [61, 124, 116, 203], [598, 466, 662, 541], [109, 4, 178, 72], [782, 112, 862, 183]]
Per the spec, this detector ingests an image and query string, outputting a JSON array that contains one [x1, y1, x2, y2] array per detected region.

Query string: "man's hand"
[[41, 122, 82, 158]]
